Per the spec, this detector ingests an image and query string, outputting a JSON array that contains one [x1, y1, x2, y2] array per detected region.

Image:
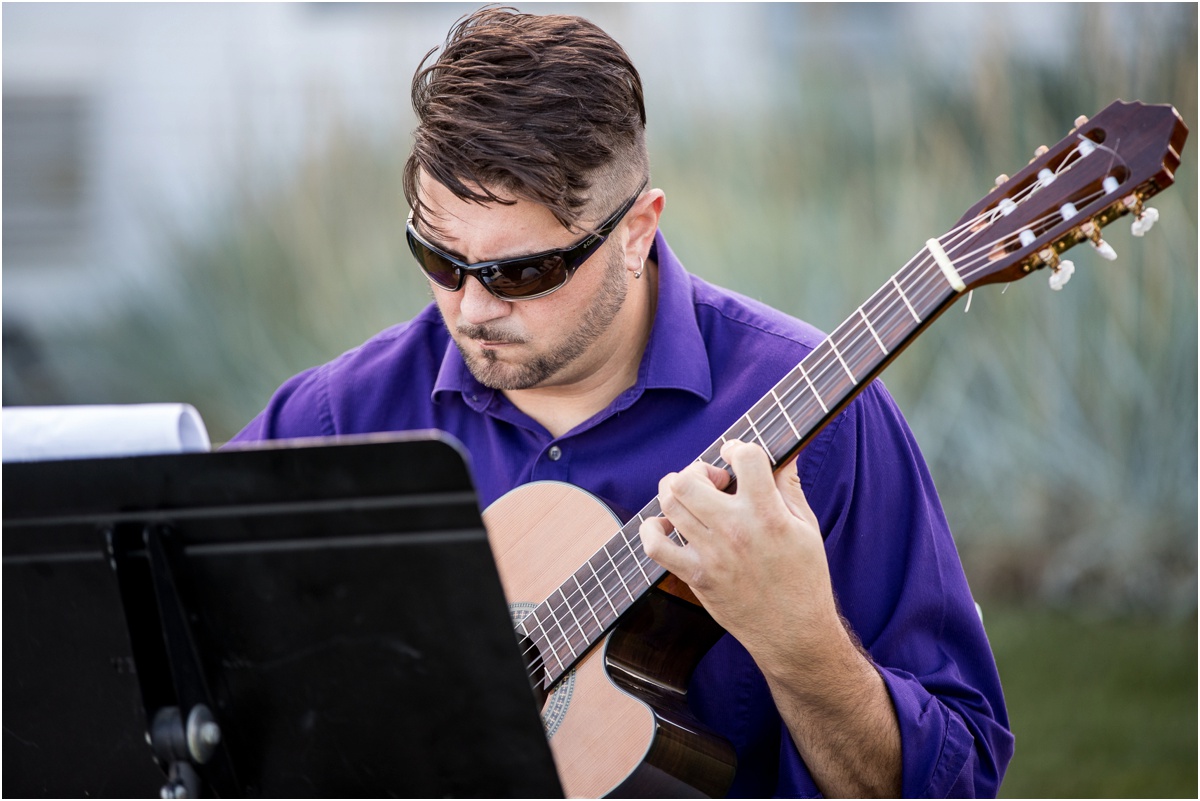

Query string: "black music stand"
[[3, 432, 563, 798]]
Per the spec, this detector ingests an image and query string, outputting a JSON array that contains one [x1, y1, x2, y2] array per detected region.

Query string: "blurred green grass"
[[985, 605, 1197, 797]]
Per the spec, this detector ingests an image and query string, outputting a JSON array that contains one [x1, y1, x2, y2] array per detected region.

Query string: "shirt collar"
[[432, 322, 493, 411], [638, 230, 712, 401], [431, 228, 712, 408]]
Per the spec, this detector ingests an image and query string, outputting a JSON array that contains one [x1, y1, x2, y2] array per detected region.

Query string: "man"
[[231, 7, 1013, 797]]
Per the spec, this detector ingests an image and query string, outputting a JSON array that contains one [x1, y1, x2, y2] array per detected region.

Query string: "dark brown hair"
[[403, 7, 649, 234]]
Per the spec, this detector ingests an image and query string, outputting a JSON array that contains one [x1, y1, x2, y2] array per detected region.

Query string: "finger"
[[657, 470, 715, 542], [680, 457, 734, 491], [639, 514, 699, 576], [720, 439, 777, 502]]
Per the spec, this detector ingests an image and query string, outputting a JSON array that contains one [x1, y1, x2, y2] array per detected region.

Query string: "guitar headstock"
[[944, 100, 1187, 291]]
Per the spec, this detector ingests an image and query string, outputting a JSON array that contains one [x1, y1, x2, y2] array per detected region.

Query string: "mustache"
[[456, 323, 526, 344]]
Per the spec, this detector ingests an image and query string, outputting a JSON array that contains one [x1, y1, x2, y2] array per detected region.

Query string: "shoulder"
[[230, 305, 449, 442], [323, 306, 449, 387], [682, 273, 827, 403], [691, 273, 825, 355]]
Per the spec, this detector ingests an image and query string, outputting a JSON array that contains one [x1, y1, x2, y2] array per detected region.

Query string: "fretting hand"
[[638, 439, 844, 670]]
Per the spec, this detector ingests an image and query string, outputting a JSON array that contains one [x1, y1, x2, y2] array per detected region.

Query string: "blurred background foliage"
[[3, 4, 1195, 796]]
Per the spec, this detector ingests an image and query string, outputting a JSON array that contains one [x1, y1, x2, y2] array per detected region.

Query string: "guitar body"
[[484, 481, 736, 798]]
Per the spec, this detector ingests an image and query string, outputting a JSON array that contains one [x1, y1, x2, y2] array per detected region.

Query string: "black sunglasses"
[[406, 180, 648, 301]]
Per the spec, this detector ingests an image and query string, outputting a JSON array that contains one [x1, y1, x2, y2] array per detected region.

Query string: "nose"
[[457, 272, 512, 326]]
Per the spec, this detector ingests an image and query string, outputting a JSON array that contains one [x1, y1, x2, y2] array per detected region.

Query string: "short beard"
[[453, 247, 628, 391]]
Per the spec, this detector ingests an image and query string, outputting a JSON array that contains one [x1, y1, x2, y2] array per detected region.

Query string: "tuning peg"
[[1074, 115, 1089, 128], [1049, 259, 1076, 291], [994, 173, 1009, 187], [1090, 238, 1118, 260], [1131, 207, 1160, 237], [1081, 221, 1117, 261]]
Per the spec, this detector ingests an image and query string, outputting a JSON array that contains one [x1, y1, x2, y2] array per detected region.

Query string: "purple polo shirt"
[[231, 230, 1013, 797]]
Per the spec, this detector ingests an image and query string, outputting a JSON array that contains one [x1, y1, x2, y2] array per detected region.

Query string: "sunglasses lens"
[[409, 236, 462, 291], [484, 255, 568, 299]]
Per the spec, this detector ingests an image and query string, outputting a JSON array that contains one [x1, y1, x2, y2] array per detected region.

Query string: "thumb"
[[775, 455, 817, 526]]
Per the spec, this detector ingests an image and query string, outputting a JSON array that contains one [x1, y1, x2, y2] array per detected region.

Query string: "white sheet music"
[[2, 404, 211, 462]]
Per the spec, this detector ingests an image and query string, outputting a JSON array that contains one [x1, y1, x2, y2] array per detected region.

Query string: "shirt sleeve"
[[794, 380, 1014, 797]]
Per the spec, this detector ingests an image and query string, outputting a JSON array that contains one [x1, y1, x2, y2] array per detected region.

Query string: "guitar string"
[[518, 142, 1121, 680], [517, 148, 1117, 680]]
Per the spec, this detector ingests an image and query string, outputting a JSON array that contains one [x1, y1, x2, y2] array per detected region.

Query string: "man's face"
[[415, 173, 633, 392]]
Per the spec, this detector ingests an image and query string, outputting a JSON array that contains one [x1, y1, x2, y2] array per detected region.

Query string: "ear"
[[622, 189, 666, 271]]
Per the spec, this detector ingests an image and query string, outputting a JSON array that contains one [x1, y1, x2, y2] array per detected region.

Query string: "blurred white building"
[[0, 2, 1128, 341]]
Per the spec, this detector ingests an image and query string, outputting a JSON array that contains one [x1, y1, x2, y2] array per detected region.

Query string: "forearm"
[[755, 616, 902, 798]]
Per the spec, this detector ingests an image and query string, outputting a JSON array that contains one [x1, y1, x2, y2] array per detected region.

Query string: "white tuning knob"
[[1131, 207, 1160, 237], [1049, 259, 1075, 291], [1090, 238, 1118, 261]]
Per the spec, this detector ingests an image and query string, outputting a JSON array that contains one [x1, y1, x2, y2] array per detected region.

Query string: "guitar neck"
[[520, 251, 963, 687]]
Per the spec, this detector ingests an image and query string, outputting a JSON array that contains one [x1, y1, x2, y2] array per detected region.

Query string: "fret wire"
[[859, 307, 889, 355], [836, 318, 882, 385], [555, 588, 586, 654], [749, 392, 795, 459], [797, 362, 827, 413], [775, 376, 820, 437], [808, 341, 852, 401], [586, 554, 622, 618], [891, 276, 921, 322], [578, 558, 613, 624], [620, 527, 653, 586], [878, 279, 923, 348], [775, 368, 810, 422], [827, 337, 858, 383], [592, 563, 621, 626], [771, 386, 802, 440], [571, 571, 605, 631], [755, 406, 792, 456], [602, 543, 638, 603], [727, 418, 749, 440], [865, 289, 910, 353], [530, 615, 567, 674], [746, 415, 777, 463], [877, 306, 915, 354]]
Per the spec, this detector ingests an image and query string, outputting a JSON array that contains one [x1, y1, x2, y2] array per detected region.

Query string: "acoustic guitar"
[[483, 100, 1187, 798]]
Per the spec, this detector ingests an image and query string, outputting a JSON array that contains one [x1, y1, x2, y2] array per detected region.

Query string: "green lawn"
[[983, 605, 1197, 798]]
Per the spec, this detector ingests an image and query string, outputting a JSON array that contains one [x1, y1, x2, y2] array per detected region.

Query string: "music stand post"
[[3, 432, 563, 798]]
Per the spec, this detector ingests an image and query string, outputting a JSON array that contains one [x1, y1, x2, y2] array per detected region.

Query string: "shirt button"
[[547, 445, 563, 461]]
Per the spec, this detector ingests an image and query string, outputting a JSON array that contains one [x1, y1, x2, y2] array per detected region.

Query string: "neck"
[[505, 261, 659, 438]]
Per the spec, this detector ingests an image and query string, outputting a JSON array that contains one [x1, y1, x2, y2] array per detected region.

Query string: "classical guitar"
[[482, 100, 1188, 798]]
